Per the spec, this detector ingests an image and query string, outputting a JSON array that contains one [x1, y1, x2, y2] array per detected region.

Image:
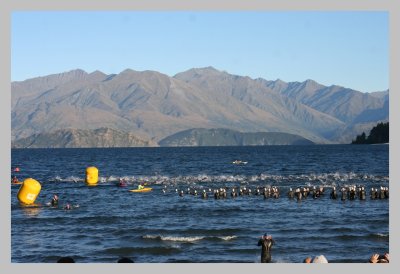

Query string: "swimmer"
[[179, 190, 184, 197], [117, 257, 134, 263], [64, 203, 72, 210], [379, 187, 385, 199], [51, 194, 59, 207], [384, 187, 389, 199], [341, 187, 347, 201], [349, 187, 356, 200], [312, 186, 318, 199], [370, 188, 376, 200], [263, 188, 269, 199], [303, 257, 312, 263], [330, 187, 337, 199], [201, 189, 208, 199], [288, 188, 294, 199], [374, 188, 379, 199], [295, 188, 302, 201], [302, 187, 309, 199], [118, 178, 127, 187], [57, 256, 75, 263], [272, 189, 279, 199], [369, 253, 389, 263], [359, 186, 366, 200], [267, 187, 272, 197], [11, 176, 19, 184], [257, 234, 275, 263]]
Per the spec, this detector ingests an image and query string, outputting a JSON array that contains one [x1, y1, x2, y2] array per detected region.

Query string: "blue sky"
[[12, 11, 388, 92]]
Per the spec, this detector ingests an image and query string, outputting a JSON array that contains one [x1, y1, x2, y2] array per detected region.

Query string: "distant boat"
[[129, 187, 152, 193], [232, 160, 248, 165]]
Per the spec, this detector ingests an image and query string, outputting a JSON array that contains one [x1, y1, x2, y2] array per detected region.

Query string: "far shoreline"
[[10, 143, 389, 150]]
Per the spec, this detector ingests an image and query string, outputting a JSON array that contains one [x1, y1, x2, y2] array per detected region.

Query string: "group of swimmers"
[[172, 185, 389, 201], [49, 194, 73, 210]]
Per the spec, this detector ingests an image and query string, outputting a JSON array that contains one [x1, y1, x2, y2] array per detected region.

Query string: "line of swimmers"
[[171, 185, 389, 201]]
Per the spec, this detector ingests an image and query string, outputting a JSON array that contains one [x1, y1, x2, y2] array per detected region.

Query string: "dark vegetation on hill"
[[351, 122, 389, 144]]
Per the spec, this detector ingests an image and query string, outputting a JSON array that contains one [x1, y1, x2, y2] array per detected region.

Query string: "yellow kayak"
[[129, 187, 152, 193]]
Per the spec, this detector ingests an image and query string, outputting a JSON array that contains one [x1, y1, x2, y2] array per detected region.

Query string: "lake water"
[[11, 145, 389, 263]]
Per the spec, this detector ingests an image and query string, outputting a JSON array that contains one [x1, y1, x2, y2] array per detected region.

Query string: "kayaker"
[[138, 183, 144, 190]]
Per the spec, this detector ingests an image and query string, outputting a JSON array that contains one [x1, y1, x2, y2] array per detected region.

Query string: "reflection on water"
[[21, 204, 42, 217]]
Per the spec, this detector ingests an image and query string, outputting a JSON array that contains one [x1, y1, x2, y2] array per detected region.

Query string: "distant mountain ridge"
[[11, 127, 157, 148], [11, 127, 314, 148], [11, 67, 388, 146], [159, 128, 314, 146]]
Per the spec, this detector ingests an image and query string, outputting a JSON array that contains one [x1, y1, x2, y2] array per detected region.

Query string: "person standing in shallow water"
[[257, 234, 275, 263]]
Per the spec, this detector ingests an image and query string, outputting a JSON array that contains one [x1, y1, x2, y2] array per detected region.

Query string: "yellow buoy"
[[86, 166, 98, 185], [17, 178, 41, 205]]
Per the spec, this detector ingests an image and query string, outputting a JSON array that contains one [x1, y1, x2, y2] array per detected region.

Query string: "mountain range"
[[11, 67, 388, 147], [159, 128, 314, 146]]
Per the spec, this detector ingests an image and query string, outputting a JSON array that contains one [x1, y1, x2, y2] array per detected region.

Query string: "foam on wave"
[[46, 172, 388, 186]]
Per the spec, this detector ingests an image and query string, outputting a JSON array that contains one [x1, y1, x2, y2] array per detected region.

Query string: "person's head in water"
[[117, 257, 134, 263], [303, 257, 312, 263], [57, 256, 75, 263]]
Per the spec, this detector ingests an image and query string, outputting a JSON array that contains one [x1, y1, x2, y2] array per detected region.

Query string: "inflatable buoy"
[[17, 178, 41, 205], [86, 166, 98, 185]]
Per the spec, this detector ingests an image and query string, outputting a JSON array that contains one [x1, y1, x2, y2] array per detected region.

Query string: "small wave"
[[163, 236, 204, 242], [143, 235, 204, 242], [142, 235, 160, 240], [64, 176, 83, 182], [48, 176, 62, 182], [219, 236, 237, 241], [326, 233, 390, 241], [106, 175, 119, 182], [143, 235, 237, 242], [373, 233, 389, 238]]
